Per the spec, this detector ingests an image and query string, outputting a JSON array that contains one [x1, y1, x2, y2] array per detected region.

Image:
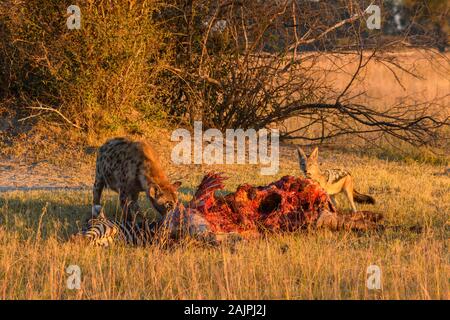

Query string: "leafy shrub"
[[0, 0, 171, 133]]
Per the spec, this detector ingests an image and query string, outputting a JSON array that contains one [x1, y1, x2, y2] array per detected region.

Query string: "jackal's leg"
[[343, 178, 358, 213], [330, 195, 339, 208]]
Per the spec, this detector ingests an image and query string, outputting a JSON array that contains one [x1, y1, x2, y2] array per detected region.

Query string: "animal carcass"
[[161, 172, 383, 243]]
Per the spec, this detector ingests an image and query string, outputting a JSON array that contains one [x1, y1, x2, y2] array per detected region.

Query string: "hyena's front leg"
[[92, 177, 105, 218]]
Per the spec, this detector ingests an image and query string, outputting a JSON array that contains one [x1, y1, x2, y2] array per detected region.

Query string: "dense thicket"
[[0, 0, 448, 145], [0, 0, 169, 131]]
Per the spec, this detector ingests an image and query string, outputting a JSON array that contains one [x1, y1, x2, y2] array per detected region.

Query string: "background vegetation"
[[0, 0, 169, 136], [0, 0, 448, 149]]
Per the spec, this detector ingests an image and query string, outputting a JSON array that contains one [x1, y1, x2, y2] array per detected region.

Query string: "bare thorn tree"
[[159, 0, 449, 147]]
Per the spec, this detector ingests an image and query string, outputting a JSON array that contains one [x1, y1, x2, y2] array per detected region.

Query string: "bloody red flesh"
[[186, 172, 335, 236]]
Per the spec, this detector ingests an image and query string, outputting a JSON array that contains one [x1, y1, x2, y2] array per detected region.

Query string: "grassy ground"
[[0, 146, 448, 299]]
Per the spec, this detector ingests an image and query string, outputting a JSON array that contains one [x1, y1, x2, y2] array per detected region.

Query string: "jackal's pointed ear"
[[297, 148, 307, 173], [310, 147, 319, 161], [297, 147, 307, 159]]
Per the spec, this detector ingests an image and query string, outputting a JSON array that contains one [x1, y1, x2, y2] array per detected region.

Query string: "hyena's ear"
[[309, 147, 319, 161], [148, 184, 162, 199], [172, 181, 182, 190]]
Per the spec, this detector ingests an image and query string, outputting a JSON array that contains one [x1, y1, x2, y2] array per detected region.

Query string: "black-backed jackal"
[[297, 147, 375, 212]]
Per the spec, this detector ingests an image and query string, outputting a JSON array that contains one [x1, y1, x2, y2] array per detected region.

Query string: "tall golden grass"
[[0, 149, 448, 299]]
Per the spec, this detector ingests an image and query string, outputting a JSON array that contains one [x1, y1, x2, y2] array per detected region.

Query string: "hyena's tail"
[[353, 190, 376, 204]]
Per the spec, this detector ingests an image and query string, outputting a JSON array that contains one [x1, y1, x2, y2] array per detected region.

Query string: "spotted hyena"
[[92, 137, 181, 221]]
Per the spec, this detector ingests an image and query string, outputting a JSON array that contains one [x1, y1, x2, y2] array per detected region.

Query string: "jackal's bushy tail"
[[353, 190, 376, 204]]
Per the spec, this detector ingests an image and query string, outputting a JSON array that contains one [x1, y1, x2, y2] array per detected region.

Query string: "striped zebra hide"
[[73, 217, 158, 247]]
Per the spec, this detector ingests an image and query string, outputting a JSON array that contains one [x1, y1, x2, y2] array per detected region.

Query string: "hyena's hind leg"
[[119, 190, 141, 223], [92, 177, 105, 218]]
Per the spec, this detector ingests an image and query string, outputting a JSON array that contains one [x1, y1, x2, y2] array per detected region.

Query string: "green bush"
[[0, 0, 171, 133]]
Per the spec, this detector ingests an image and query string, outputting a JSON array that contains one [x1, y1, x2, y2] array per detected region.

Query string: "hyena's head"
[[297, 147, 320, 179], [147, 181, 182, 216]]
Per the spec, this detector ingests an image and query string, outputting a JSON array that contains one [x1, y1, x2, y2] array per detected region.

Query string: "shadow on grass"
[[0, 186, 202, 241]]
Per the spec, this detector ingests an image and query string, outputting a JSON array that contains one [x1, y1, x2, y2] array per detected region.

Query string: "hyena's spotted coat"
[[93, 138, 181, 221]]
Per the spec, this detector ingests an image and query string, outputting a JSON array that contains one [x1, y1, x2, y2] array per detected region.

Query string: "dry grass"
[[0, 147, 448, 300]]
